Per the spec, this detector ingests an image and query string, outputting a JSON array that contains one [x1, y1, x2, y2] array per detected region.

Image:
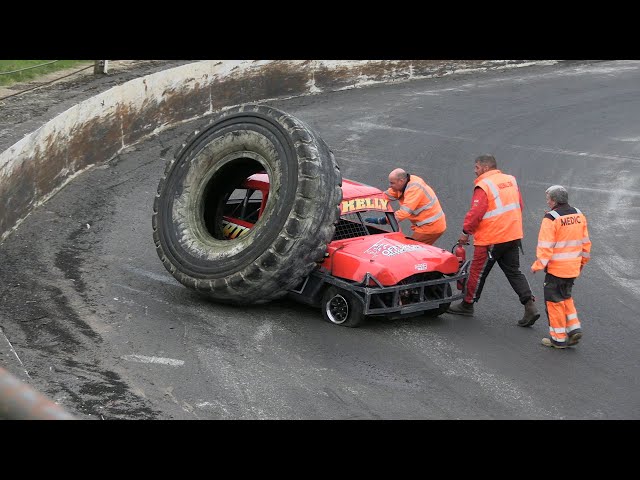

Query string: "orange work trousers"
[[411, 230, 444, 246], [543, 273, 582, 347]]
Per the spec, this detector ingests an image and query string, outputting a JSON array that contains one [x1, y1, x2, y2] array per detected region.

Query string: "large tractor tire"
[[152, 104, 342, 305]]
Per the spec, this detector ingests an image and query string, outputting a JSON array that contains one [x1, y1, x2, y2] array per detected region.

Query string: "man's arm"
[[462, 187, 488, 235], [384, 187, 401, 201], [531, 217, 555, 272], [457, 188, 487, 244], [519, 189, 524, 212], [581, 215, 591, 270], [393, 184, 423, 223]]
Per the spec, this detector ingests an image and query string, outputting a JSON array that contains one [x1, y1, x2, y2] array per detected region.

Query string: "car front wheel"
[[321, 286, 365, 328]]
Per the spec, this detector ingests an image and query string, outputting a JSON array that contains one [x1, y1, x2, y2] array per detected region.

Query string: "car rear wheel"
[[321, 286, 365, 327], [153, 104, 342, 305]]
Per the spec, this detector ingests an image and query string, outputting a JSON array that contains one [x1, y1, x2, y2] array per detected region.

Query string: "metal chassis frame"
[[305, 259, 471, 316]]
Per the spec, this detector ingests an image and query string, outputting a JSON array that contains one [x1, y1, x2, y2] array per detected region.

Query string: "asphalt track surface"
[[1, 60, 639, 420]]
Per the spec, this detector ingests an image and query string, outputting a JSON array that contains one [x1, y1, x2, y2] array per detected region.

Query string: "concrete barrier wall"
[[0, 59, 552, 243]]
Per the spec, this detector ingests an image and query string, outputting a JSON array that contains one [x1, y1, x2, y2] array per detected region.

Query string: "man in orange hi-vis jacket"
[[531, 185, 591, 349], [365, 168, 446, 245], [447, 155, 540, 326]]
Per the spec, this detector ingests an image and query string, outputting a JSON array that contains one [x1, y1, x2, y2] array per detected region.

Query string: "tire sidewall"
[[152, 104, 342, 304], [157, 118, 295, 278]]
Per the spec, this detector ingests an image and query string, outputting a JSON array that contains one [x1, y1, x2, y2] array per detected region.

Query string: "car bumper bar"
[[325, 260, 471, 316]]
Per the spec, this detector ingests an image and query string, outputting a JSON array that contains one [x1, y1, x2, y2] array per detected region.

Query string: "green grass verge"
[[0, 60, 94, 87]]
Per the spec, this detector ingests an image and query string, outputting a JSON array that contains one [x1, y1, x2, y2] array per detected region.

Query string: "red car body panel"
[[321, 232, 459, 285]]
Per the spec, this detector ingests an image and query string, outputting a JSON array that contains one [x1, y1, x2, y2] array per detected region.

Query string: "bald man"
[[369, 168, 447, 245]]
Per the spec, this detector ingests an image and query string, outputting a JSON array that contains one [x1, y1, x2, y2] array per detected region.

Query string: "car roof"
[[246, 173, 385, 200], [341, 178, 386, 199]]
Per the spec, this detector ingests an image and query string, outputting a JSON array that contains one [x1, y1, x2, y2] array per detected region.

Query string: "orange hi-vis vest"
[[385, 174, 446, 234], [472, 170, 523, 246], [531, 205, 591, 278]]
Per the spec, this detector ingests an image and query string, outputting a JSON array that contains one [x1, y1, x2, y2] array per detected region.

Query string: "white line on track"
[[121, 354, 184, 366], [526, 181, 640, 197], [406, 61, 640, 97], [0, 327, 30, 378], [348, 122, 640, 165]]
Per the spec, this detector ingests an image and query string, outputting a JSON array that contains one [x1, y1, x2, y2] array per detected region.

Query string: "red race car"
[[222, 173, 470, 327]]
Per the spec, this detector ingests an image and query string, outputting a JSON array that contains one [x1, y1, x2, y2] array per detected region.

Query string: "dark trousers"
[[465, 239, 533, 305]]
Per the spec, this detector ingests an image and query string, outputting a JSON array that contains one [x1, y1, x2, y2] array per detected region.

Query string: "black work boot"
[[567, 331, 583, 346], [447, 300, 474, 316], [518, 299, 540, 327]]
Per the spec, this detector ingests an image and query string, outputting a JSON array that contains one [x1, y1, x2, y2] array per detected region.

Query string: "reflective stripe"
[[551, 251, 583, 260], [400, 200, 438, 216], [399, 182, 437, 214], [540, 258, 549, 266], [482, 202, 520, 219], [582, 252, 590, 258], [400, 202, 438, 216], [575, 208, 582, 214], [416, 210, 444, 226], [555, 239, 586, 248], [407, 182, 436, 203], [386, 183, 438, 215], [552, 326, 566, 334], [413, 200, 437, 214], [548, 210, 560, 219], [567, 324, 581, 333], [538, 240, 556, 248], [480, 177, 521, 219], [567, 313, 577, 320], [538, 238, 589, 248], [483, 178, 502, 206]]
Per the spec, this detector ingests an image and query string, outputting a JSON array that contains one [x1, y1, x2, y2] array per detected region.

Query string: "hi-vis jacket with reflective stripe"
[[531, 204, 591, 278], [385, 174, 446, 234], [472, 170, 523, 246]]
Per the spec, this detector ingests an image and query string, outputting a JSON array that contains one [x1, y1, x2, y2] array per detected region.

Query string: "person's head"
[[474, 154, 497, 177], [388, 168, 409, 192], [545, 185, 568, 210]]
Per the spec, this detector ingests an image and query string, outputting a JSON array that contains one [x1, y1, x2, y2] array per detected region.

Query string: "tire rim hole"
[[202, 157, 268, 240]]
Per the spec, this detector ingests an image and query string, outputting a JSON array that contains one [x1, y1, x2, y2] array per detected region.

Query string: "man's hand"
[[457, 233, 469, 245], [531, 267, 536, 274], [364, 217, 387, 225]]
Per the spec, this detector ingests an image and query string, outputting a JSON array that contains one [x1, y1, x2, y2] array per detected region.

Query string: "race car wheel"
[[153, 104, 342, 304], [424, 282, 453, 317], [321, 286, 365, 328]]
